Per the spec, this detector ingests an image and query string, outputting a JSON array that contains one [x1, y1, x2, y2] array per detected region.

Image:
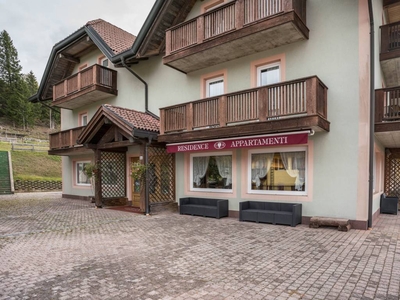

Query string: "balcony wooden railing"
[[49, 126, 86, 150], [53, 64, 117, 102], [165, 0, 306, 55], [375, 87, 400, 123], [160, 76, 327, 134], [381, 21, 400, 54]]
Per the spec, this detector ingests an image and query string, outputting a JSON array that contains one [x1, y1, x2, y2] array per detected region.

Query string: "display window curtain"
[[193, 156, 210, 186], [280, 151, 305, 191], [215, 156, 232, 186], [251, 153, 274, 187]]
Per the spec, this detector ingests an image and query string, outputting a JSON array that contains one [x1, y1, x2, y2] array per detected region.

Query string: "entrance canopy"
[[166, 131, 310, 153]]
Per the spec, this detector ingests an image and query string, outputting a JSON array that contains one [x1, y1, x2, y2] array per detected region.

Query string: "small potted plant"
[[83, 162, 99, 203], [131, 162, 147, 183]]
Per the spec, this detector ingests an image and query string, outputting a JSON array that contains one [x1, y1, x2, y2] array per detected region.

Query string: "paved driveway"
[[0, 193, 399, 300]]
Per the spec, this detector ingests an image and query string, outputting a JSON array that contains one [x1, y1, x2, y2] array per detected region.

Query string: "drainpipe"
[[367, 0, 375, 229], [121, 57, 157, 215], [120, 57, 159, 120], [144, 138, 152, 215]]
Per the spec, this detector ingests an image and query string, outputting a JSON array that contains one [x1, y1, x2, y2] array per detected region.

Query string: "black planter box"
[[380, 194, 399, 215]]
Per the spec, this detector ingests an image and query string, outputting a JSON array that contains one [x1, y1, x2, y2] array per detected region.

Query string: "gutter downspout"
[[144, 138, 152, 216], [121, 57, 159, 120], [367, 0, 375, 229], [121, 57, 158, 215]]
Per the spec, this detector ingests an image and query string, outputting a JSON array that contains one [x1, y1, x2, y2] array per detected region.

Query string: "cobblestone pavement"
[[0, 193, 399, 300]]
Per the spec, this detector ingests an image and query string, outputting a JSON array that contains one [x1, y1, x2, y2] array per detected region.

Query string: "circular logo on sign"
[[214, 141, 226, 150]]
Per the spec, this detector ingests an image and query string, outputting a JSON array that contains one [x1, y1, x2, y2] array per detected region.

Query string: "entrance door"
[[131, 157, 141, 207]]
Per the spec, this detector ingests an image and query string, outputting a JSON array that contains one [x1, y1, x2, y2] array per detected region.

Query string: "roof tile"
[[104, 105, 159, 133], [86, 19, 136, 55]]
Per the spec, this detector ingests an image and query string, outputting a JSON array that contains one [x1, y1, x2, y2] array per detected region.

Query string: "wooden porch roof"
[[77, 105, 159, 149]]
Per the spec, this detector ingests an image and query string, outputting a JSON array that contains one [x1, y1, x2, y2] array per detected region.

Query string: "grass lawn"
[[0, 142, 61, 181]]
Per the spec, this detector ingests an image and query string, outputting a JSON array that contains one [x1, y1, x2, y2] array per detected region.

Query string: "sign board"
[[166, 132, 308, 153]]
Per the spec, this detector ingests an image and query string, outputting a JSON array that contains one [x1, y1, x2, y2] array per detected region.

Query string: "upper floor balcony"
[[375, 86, 400, 148], [163, 0, 308, 73], [52, 64, 118, 109], [158, 76, 329, 144], [49, 126, 86, 155], [381, 21, 400, 87]]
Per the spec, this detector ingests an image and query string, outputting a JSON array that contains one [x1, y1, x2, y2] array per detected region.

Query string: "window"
[[201, 70, 227, 98], [79, 112, 88, 126], [257, 62, 280, 86], [249, 147, 307, 195], [98, 55, 109, 67], [76, 161, 91, 185], [191, 152, 232, 191], [251, 54, 285, 88], [206, 76, 224, 97]]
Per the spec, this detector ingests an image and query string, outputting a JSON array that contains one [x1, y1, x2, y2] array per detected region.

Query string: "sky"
[[0, 0, 156, 83]]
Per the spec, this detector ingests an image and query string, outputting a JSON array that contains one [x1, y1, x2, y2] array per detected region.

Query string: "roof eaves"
[[85, 26, 116, 60], [112, 0, 167, 64], [30, 27, 87, 103]]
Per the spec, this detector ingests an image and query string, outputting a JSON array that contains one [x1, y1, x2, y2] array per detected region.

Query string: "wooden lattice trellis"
[[148, 146, 175, 204], [385, 149, 400, 198], [101, 151, 126, 198]]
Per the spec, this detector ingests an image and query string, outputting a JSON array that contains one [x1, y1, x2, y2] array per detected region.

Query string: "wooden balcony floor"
[[158, 115, 329, 144], [381, 55, 400, 88], [164, 12, 308, 73]]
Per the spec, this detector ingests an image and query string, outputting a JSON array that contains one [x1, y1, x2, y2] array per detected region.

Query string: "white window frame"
[[248, 146, 308, 196], [206, 76, 224, 97], [80, 113, 88, 126], [190, 151, 233, 193], [257, 62, 280, 87], [75, 161, 91, 186]]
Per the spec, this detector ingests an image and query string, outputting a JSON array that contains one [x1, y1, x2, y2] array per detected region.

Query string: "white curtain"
[[280, 152, 305, 191], [215, 156, 232, 186], [251, 153, 274, 187], [193, 156, 210, 186]]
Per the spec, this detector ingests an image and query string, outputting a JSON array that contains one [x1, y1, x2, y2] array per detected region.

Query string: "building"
[[31, 0, 400, 229]]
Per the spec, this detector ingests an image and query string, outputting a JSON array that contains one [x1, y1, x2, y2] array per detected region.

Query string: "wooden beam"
[[94, 149, 103, 208], [59, 53, 80, 64], [97, 141, 135, 150], [97, 126, 117, 145]]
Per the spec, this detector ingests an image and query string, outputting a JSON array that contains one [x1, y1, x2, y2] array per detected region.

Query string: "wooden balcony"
[[163, 0, 308, 73], [158, 76, 329, 143], [375, 87, 400, 148], [48, 126, 86, 155], [52, 64, 117, 109], [380, 21, 400, 87]]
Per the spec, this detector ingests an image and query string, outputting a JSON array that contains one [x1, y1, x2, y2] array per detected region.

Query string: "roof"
[[104, 104, 160, 132], [77, 104, 160, 145], [29, 19, 137, 103], [87, 19, 136, 55]]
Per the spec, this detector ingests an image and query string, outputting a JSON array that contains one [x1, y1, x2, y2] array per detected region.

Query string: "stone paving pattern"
[[0, 192, 399, 299]]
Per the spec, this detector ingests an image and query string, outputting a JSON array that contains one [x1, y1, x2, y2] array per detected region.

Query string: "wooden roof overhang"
[[77, 106, 158, 151], [115, 0, 197, 66], [41, 32, 98, 101]]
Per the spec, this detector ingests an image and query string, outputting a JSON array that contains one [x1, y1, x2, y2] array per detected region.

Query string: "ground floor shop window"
[[249, 147, 307, 195], [191, 152, 232, 192]]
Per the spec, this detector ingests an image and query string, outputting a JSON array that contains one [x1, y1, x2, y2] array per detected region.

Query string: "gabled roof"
[[30, 0, 198, 103], [87, 19, 136, 55], [77, 104, 159, 145], [104, 105, 160, 132], [30, 19, 136, 103]]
